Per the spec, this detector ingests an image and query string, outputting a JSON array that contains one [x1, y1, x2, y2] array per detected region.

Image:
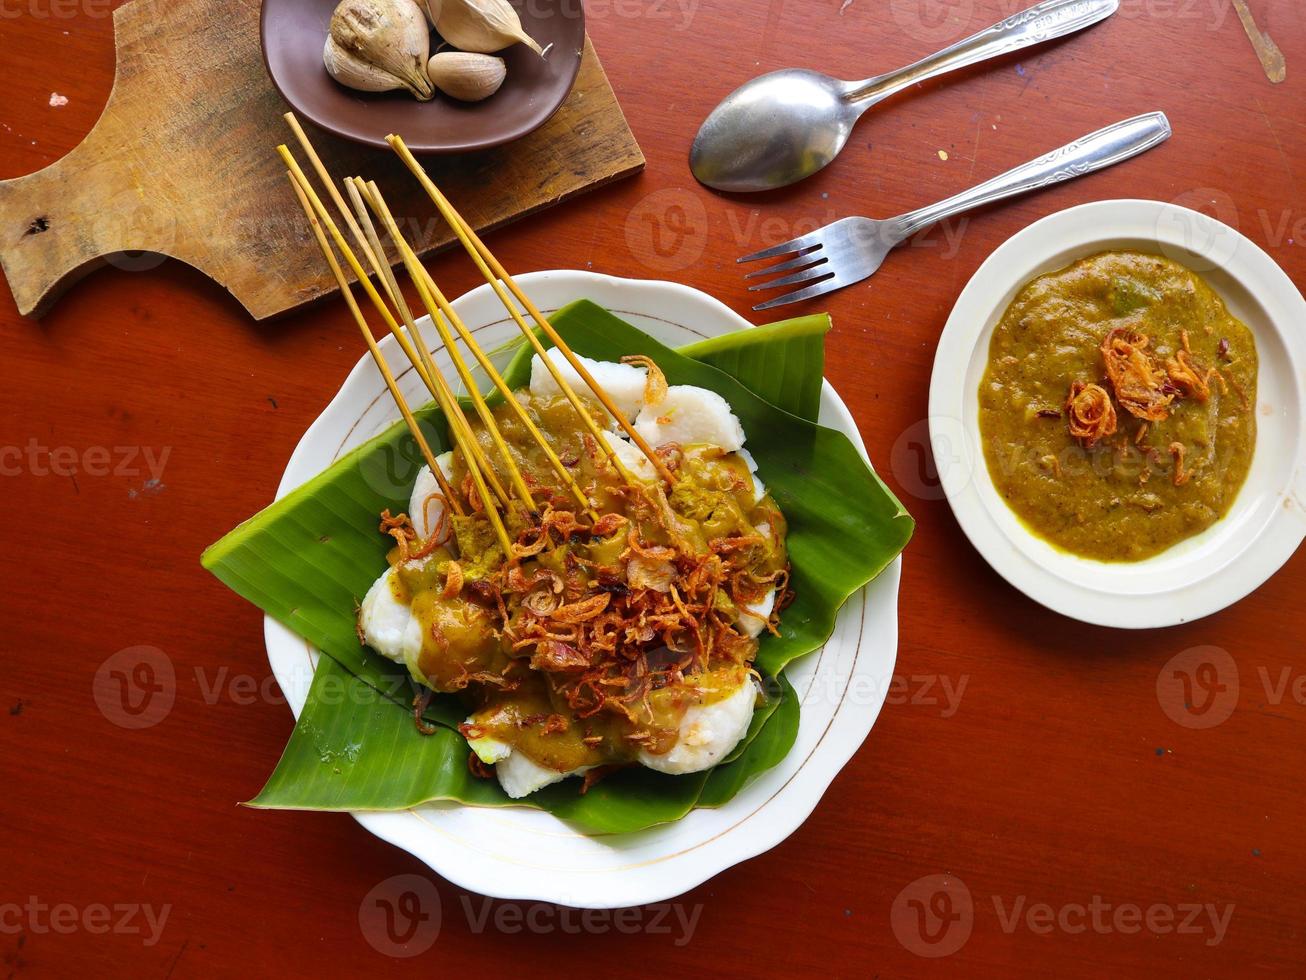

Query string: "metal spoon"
[[690, 0, 1119, 193]]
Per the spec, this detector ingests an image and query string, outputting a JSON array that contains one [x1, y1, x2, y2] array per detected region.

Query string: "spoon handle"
[[848, 0, 1119, 105], [889, 112, 1172, 241]]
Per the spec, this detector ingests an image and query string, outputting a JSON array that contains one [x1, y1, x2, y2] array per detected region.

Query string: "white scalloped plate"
[[263, 271, 902, 908], [930, 200, 1306, 628]]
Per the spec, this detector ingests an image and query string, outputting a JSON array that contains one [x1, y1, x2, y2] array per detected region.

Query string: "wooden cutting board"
[[0, 0, 644, 320]]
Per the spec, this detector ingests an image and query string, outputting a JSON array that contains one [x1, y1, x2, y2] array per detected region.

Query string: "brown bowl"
[[261, 0, 585, 154]]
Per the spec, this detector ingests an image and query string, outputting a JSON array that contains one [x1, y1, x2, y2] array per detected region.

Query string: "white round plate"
[[930, 200, 1306, 629], [264, 271, 902, 907]]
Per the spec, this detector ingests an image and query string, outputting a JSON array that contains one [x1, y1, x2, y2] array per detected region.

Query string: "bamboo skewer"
[[343, 176, 591, 518], [355, 178, 593, 517], [286, 174, 459, 520], [342, 176, 521, 521], [360, 181, 540, 516], [382, 136, 632, 482], [396, 186, 632, 481], [343, 178, 415, 334], [281, 125, 607, 512], [386, 134, 677, 487], [281, 152, 512, 554], [409, 259, 595, 517], [279, 149, 432, 391], [281, 122, 680, 560], [334, 180, 511, 515], [283, 113, 415, 327]]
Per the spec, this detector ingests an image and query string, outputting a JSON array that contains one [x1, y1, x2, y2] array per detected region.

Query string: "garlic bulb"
[[436, 0, 543, 56], [427, 52, 507, 101], [324, 0, 435, 101]]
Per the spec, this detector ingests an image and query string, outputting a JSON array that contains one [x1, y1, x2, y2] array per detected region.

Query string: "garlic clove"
[[427, 52, 507, 102], [436, 0, 543, 57], [323, 35, 415, 95], [326, 0, 435, 101], [422, 0, 443, 28]]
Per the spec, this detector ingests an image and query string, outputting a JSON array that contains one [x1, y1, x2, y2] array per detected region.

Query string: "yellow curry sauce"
[[978, 252, 1257, 561], [384, 389, 787, 775]]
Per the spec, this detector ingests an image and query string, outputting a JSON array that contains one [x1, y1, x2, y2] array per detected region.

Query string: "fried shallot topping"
[[386, 389, 792, 773], [622, 354, 668, 406], [1065, 381, 1118, 447], [1165, 350, 1211, 402], [1169, 442, 1191, 486], [1100, 328, 1175, 422], [484, 478, 787, 737]]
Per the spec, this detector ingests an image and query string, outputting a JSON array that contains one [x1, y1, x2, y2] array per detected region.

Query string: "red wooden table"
[[3, 0, 1304, 974]]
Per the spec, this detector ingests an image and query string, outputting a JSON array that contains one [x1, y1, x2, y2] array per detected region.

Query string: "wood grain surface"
[[1, 0, 1304, 975], [0, 0, 643, 319]]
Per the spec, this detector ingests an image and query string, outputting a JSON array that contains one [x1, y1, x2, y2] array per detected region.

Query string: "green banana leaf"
[[203, 303, 913, 832]]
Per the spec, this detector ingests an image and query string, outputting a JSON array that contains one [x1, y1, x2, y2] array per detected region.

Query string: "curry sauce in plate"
[[978, 251, 1258, 562]]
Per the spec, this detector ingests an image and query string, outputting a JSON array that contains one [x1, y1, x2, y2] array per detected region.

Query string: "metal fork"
[[739, 112, 1172, 311]]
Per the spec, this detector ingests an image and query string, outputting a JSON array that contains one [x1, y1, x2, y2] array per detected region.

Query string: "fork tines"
[[738, 235, 839, 311]]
